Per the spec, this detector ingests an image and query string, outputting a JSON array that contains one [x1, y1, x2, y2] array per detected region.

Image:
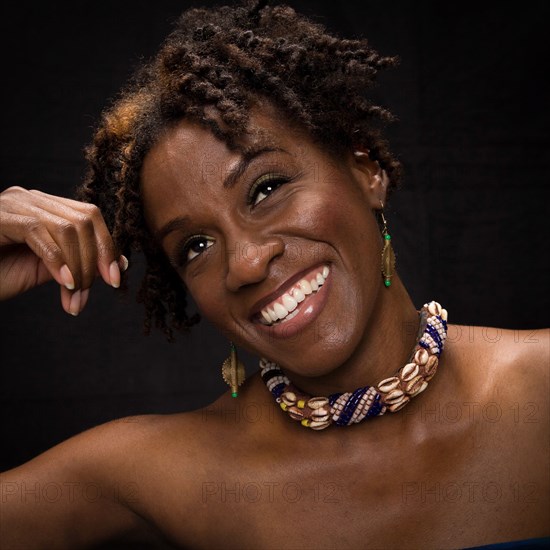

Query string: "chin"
[[261, 319, 364, 379]]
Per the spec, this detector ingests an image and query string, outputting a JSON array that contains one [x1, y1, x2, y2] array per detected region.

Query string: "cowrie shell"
[[405, 375, 424, 394], [401, 363, 419, 382], [282, 392, 297, 406], [378, 376, 400, 393], [384, 389, 405, 404], [408, 380, 428, 397], [287, 406, 304, 420], [307, 397, 329, 409], [388, 396, 410, 412], [414, 348, 429, 366], [311, 411, 330, 422], [424, 355, 438, 375], [428, 301, 442, 316], [310, 420, 331, 430]]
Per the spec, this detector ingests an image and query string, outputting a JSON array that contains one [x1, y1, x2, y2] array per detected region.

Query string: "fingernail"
[[80, 288, 90, 312], [69, 290, 81, 316], [60, 264, 75, 290], [109, 260, 120, 288], [119, 255, 129, 272]]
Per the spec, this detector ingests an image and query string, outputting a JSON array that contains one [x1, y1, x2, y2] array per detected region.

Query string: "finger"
[[5, 193, 118, 290], [1, 211, 77, 290], [1, 191, 84, 288], [24, 193, 98, 289], [28, 190, 121, 288], [60, 287, 91, 316], [4, 188, 113, 288], [1, 187, 125, 290], [60, 285, 80, 316], [4, 206, 86, 289]]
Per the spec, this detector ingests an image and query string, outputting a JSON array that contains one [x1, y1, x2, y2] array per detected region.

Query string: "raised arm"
[[0, 186, 155, 547], [0, 186, 127, 314]]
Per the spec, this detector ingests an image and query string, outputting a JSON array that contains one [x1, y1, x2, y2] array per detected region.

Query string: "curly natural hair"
[[76, 0, 403, 341]]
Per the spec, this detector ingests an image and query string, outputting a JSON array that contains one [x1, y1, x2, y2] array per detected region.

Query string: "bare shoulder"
[[445, 324, 549, 419], [449, 324, 549, 422], [494, 326, 549, 362], [450, 323, 548, 379], [497, 326, 549, 424], [0, 410, 208, 548], [487, 326, 549, 392]]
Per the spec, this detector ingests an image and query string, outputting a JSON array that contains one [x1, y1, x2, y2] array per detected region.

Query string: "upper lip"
[[249, 263, 327, 320]]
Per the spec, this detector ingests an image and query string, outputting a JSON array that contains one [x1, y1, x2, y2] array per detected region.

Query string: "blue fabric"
[[463, 536, 550, 549]]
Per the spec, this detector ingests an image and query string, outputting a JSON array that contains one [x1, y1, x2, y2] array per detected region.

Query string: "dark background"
[[1, 1, 549, 472]]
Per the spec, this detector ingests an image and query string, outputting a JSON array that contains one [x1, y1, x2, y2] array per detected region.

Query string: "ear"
[[350, 150, 389, 209]]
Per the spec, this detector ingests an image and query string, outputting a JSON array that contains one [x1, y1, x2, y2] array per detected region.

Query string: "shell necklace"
[[260, 301, 448, 430]]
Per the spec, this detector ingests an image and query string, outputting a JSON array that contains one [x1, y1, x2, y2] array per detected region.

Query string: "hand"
[[0, 186, 128, 315]]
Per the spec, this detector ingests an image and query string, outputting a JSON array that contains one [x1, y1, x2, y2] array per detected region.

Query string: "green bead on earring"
[[380, 203, 396, 287]]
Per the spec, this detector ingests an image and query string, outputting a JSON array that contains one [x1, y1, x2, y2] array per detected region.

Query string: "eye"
[[248, 173, 291, 206], [176, 234, 215, 265]]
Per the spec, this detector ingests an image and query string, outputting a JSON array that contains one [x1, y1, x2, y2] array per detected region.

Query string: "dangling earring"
[[222, 342, 246, 398], [379, 200, 396, 287]]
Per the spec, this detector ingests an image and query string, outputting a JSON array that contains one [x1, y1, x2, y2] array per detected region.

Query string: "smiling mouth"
[[255, 265, 330, 326]]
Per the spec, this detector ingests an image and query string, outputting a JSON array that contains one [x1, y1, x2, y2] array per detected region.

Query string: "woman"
[[1, 1, 548, 548]]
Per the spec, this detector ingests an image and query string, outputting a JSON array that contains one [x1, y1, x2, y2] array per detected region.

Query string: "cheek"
[[185, 276, 225, 325], [285, 185, 380, 256], [188, 286, 237, 341]]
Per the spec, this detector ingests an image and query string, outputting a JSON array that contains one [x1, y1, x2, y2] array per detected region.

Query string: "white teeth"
[[273, 302, 288, 319], [282, 294, 298, 312], [299, 280, 312, 295], [293, 288, 305, 303], [259, 265, 330, 325], [268, 307, 278, 322], [281, 308, 299, 323]]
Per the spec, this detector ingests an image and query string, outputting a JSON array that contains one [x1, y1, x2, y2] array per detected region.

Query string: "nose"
[[225, 233, 284, 292]]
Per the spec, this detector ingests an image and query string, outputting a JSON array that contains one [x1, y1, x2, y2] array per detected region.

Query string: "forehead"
[[139, 108, 318, 229], [143, 108, 301, 182]]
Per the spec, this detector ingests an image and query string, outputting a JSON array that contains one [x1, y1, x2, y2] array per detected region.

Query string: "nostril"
[[225, 237, 284, 292]]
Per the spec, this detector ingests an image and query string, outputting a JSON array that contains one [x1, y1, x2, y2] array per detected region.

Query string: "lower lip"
[[253, 271, 332, 339]]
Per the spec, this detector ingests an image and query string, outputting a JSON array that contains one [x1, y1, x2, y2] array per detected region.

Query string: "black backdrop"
[[1, 1, 549, 472]]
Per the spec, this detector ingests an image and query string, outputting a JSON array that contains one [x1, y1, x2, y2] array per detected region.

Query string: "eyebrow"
[[154, 146, 284, 243], [223, 146, 282, 189], [154, 214, 192, 243]]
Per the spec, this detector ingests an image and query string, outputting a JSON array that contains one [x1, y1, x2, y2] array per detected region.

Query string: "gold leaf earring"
[[379, 200, 396, 287], [222, 342, 246, 398]]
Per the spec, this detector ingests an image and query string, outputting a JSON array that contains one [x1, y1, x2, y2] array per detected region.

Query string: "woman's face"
[[141, 106, 387, 377]]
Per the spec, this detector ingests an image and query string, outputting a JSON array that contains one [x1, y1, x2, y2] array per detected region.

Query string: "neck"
[[280, 277, 420, 396]]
